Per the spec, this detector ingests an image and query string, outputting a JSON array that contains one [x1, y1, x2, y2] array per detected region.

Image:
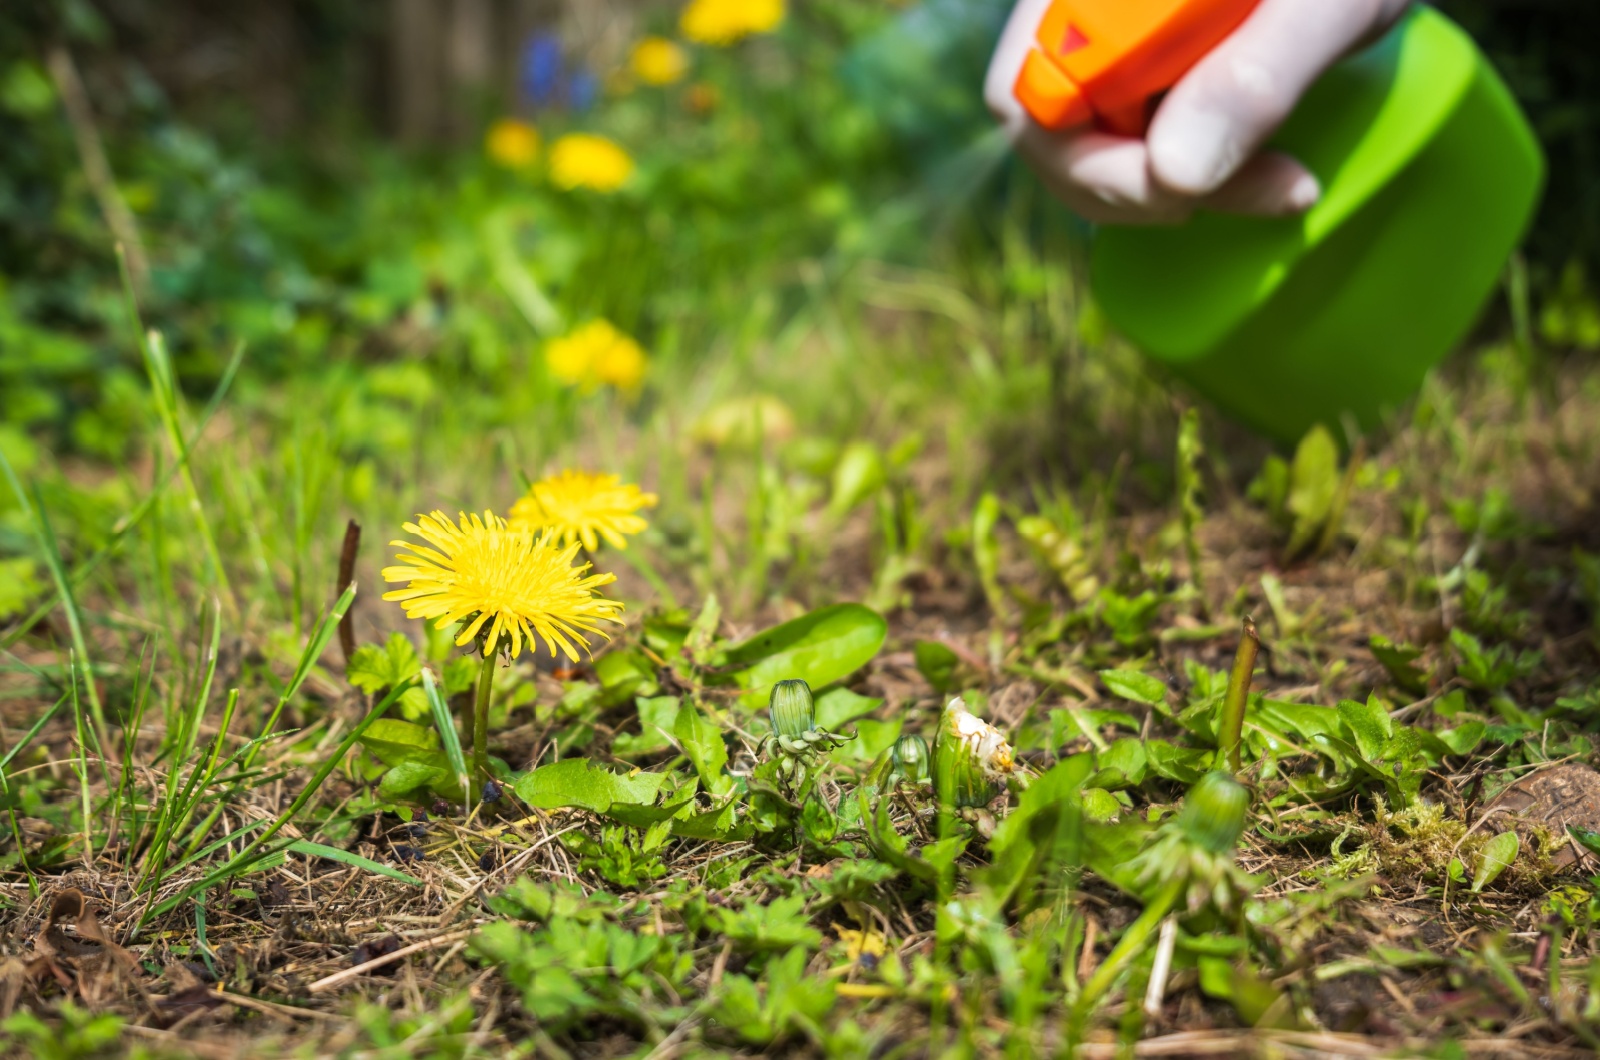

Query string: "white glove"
[[984, 0, 1412, 224]]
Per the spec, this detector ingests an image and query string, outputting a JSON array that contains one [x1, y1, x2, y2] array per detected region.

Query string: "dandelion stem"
[[1215, 617, 1259, 774], [473, 650, 496, 803], [1075, 875, 1185, 1018]]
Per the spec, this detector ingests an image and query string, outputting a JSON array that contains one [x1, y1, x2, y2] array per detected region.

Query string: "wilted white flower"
[[934, 697, 1016, 809]]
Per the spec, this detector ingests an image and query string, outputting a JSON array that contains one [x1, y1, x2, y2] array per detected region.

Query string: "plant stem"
[[1215, 616, 1259, 774], [473, 650, 496, 803], [1074, 875, 1185, 1018]]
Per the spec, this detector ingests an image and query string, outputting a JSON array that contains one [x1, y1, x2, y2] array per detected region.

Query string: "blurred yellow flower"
[[548, 133, 634, 192], [681, 0, 785, 45], [485, 118, 540, 169], [510, 471, 659, 551], [545, 320, 649, 392], [631, 37, 690, 86], [381, 510, 623, 661]]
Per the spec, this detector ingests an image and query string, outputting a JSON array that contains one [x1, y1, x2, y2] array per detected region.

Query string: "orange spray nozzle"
[[1014, 0, 1261, 137]]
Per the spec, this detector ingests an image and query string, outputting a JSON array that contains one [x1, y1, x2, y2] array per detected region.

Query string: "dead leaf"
[[159, 985, 225, 1016], [30, 888, 145, 1009], [351, 934, 403, 976], [1483, 763, 1600, 869]]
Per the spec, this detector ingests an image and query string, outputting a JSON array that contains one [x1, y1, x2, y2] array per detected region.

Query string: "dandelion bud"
[[1176, 771, 1250, 855], [934, 698, 1015, 809], [769, 679, 817, 738], [891, 733, 930, 783]]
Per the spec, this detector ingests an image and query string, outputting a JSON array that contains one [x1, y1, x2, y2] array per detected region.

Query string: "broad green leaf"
[[672, 799, 746, 841], [514, 759, 668, 813], [1197, 957, 1291, 1027], [1081, 787, 1121, 822], [1099, 669, 1168, 708], [1471, 831, 1519, 892], [288, 840, 422, 886], [1250, 454, 1290, 522], [346, 633, 420, 693], [980, 753, 1094, 908], [913, 640, 961, 695], [613, 695, 684, 758], [685, 594, 723, 666], [673, 703, 733, 795], [835, 717, 901, 762], [721, 604, 887, 707], [605, 781, 700, 828], [378, 757, 450, 798], [1437, 722, 1486, 756], [800, 793, 837, 843], [814, 687, 882, 730], [441, 655, 478, 695], [828, 440, 886, 517], [1087, 737, 1147, 790], [1286, 424, 1340, 556], [1336, 697, 1392, 762], [593, 649, 659, 706], [1370, 635, 1429, 696], [713, 894, 823, 953], [1145, 740, 1210, 784], [347, 632, 430, 720], [1254, 700, 1346, 743], [358, 718, 440, 764]]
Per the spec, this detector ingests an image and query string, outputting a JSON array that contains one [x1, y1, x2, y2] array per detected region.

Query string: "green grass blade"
[[139, 601, 224, 888], [138, 674, 411, 929], [0, 344, 244, 654], [0, 453, 109, 752], [68, 652, 95, 868], [0, 691, 66, 775], [120, 251, 234, 612], [422, 667, 469, 807], [158, 818, 272, 883], [0, 690, 63, 899], [244, 582, 357, 773], [287, 841, 422, 887]]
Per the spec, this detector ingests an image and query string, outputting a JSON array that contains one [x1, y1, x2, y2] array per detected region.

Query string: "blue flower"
[[519, 33, 563, 106], [567, 68, 598, 112]]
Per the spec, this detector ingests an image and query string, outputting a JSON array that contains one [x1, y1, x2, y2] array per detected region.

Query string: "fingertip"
[[1202, 153, 1321, 216], [1148, 107, 1245, 196], [1285, 172, 1322, 212]]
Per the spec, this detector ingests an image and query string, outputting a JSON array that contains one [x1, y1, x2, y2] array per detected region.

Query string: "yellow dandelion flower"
[[485, 118, 540, 169], [544, 320, 648, 392], [631, 36, 690, 86], [381, 510, 624, 661], [592, 332, 647, 390], [548, 133, 634, 192], [680, 0, 785, 46], [509, 470, 659, 551]]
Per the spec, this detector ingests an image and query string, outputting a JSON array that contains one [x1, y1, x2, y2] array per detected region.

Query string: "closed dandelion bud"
[[891, 733, 930, 783], [933, 698, 1016, 809], [769, 679, 816, 738], [1176, 771, 1250, 855]]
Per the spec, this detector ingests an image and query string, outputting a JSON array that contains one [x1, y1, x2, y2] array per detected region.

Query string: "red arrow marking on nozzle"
[[1059, 24, 1089, 56]]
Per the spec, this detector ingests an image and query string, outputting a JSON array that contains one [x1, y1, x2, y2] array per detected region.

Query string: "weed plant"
[[4, 2, 1600, 1057]]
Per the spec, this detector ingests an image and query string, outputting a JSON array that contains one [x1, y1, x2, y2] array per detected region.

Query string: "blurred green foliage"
[[0, 0, 1596, 467]]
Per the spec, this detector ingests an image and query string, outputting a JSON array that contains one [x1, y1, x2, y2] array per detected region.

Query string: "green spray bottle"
[[1013, 2, 1545, 444]]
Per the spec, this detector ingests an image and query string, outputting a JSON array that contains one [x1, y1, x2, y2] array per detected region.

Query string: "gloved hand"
[[984, 0, 1411, 223]]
